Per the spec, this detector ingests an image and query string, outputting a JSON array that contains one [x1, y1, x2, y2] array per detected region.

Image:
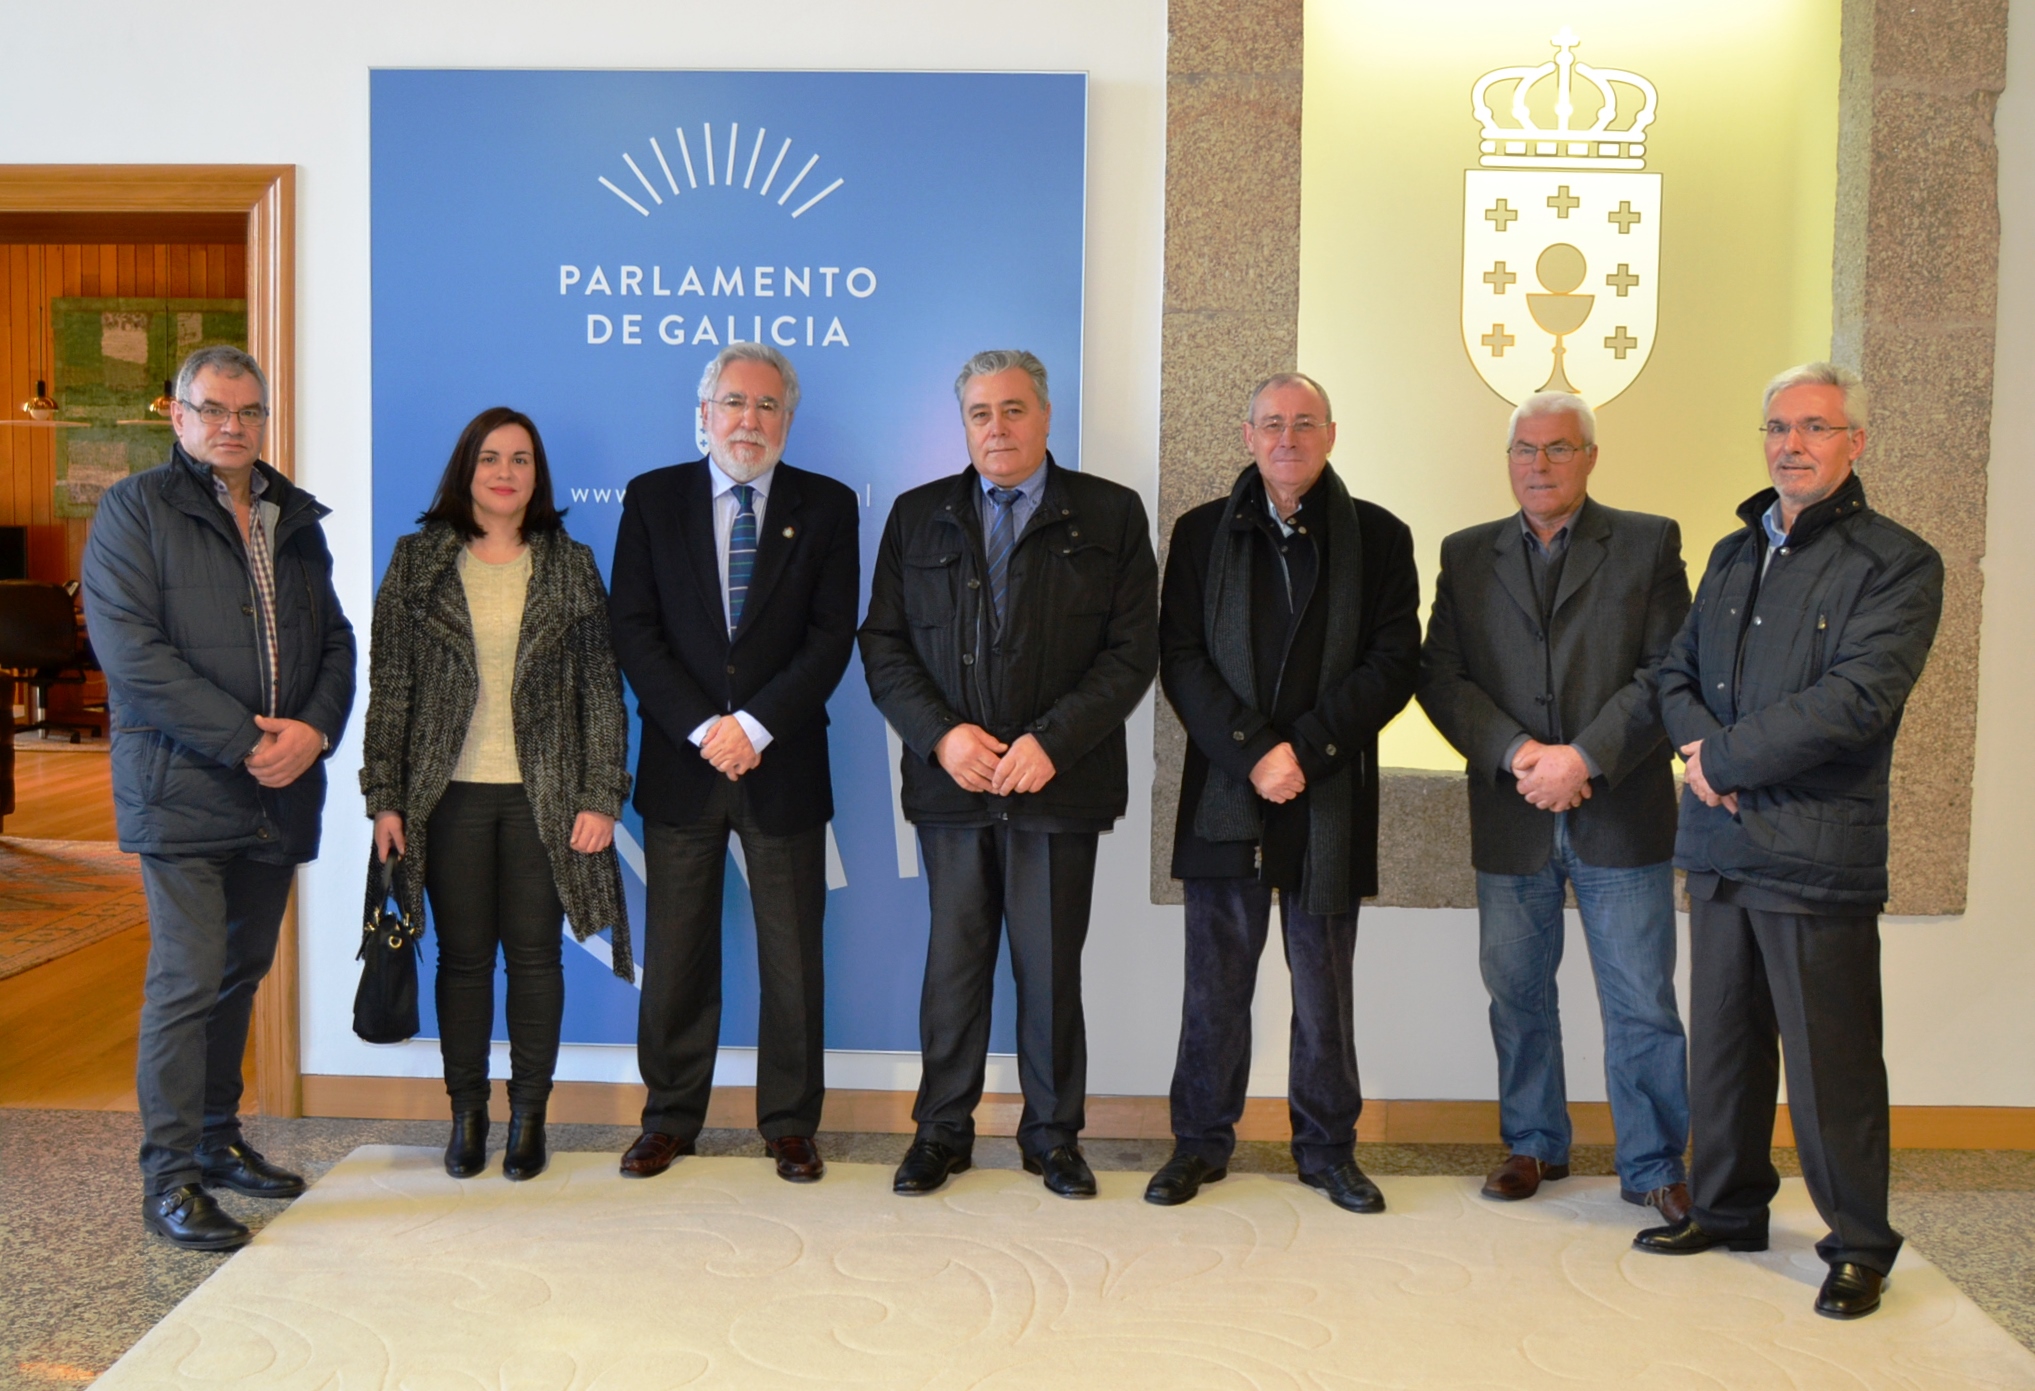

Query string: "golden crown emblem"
[[1471, 27, 1658, 170]]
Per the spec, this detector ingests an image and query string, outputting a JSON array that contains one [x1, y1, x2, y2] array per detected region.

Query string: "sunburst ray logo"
[[598, 121, 844, 220]]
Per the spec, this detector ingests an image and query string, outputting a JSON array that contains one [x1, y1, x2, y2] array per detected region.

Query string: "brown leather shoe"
[[1480, 1153, 1570, 1201], [765, 1134, 825, 1183], [620, 1131, 693, 1178], [1643, 1181, 1693, 1226]]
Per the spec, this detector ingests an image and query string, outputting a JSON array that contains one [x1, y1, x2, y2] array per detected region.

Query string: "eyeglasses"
[[1763, 420, 1855, 442], [1250, 416, 1323, 438], [1508, 441, 1584, 463], [710, 393, 783, 419], [179, 400, 269, 428]]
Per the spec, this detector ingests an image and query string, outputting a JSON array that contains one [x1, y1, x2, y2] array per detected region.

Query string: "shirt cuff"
[[1574, 744, 1602, 779], [732, 710, 773, 754], [688, 716, 717, 748]]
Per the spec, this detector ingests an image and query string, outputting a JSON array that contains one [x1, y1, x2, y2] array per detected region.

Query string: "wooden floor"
[[0, 746, 142, 1108], [7, 744, 120, 841]]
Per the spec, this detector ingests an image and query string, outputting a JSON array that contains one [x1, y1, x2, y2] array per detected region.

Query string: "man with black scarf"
[[1148, 371, 1421, 1211]]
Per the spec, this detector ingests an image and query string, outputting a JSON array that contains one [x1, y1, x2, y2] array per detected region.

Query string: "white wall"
[[3, 0, 2027, 1110]]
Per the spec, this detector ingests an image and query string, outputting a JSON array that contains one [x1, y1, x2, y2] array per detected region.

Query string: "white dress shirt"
[[688, 459, 778, 754]]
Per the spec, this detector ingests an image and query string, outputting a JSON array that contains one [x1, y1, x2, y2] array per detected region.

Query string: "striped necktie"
[[986, 486, 1022, 627], [727, 483, 757, 636]]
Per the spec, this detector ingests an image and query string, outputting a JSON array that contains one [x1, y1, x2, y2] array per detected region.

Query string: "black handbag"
[[353, 853, 424, 1044]]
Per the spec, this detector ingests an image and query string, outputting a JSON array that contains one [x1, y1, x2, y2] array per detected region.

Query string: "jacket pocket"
[[1044, 537, 1115, 615], [903, 550, 961, 627]]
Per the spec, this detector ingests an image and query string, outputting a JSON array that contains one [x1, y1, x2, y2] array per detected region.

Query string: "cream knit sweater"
[[449, 545, 531, 783]]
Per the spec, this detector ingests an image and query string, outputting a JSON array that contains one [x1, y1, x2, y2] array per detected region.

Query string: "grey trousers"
[[914, 824, 1098, 1158], [637, 777, 828, 1141], [135, 853, 296, 1194], [1688, 897, 1903, 1274]]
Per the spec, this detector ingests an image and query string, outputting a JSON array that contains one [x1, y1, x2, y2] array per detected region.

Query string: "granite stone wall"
[[1150, 0, 2002, 914]]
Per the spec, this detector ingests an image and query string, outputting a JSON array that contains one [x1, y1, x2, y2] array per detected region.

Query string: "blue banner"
[[369, 69, 1089, 1052]]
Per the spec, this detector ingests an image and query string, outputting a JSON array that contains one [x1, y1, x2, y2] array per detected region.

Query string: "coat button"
[[256, 827, 270, 840], [1325, 744, 1338, 757], [1753, 616, 1762, 625], [726, 664, 737, 674], [1232, 730, 1246, 742], [1717, 682, 1726, 690], [967, 578, 980, 589], [962, 653, 975, 665], [242, 605, 255, 616]]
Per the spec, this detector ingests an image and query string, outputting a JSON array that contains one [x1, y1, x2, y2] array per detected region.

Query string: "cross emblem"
[[1483, 261, 1517, 294], [1606, 263, 1640, 296], [1604, 325, 1639, 359], [1608, 201, 1643, 233], [1547, 185, 1580, 218], [1484, 199, 1519, 231], [1482, 324, 1516, 357]]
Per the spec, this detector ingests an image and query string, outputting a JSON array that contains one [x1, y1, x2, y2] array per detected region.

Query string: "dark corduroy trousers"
[[637, 776, 827, 1142], [1169, 877, 1363, 1176], [1687, 897, 1903, 1274], [424, 781, 566, 1113], [914, 824, 1099, 1159]]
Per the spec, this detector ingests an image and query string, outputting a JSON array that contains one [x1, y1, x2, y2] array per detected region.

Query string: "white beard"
[[709, 437, 782, 483]]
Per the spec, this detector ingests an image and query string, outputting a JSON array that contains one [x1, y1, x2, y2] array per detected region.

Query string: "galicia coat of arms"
[[1462, 28, 1661, 407]]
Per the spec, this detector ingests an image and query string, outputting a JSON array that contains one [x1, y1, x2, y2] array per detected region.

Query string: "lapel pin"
[[782, 526, 795, 538]]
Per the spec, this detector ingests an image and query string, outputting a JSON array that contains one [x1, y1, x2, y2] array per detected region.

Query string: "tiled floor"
[[1, 1109, 2029, 1389]]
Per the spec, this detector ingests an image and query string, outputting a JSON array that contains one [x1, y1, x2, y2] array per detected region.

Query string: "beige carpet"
[[97, 1150, 2035, 1390]]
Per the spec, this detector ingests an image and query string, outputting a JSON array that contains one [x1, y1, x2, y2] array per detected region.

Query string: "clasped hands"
[[245, 715, 324, 789], [935, 724, 1057, 796], [1678, 739, 1739, 815], [700, 714, 762, 781], [1510, 739, 1593, 812]]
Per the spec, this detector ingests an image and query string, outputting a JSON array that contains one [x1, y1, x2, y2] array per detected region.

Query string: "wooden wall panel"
[[0, 234, 245, 581]]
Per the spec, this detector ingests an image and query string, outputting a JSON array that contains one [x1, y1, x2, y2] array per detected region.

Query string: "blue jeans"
[[1476, 816, 1687, 1194]]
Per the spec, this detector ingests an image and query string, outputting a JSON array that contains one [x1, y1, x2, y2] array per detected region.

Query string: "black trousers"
[[914, 824, 1098, 1157], [1688, 897, 1902, 1273], [135, 853, 296, 1194], [424, 782, 565, 1113], [1169, 879, 1362, 1175], [638, 776, 827, 1141]]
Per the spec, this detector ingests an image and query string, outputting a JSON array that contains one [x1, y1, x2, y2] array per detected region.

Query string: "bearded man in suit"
[[609, 343, 860, 1183]]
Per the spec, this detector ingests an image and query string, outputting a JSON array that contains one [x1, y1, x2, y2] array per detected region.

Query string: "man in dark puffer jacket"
[[83, 346, 354, 1252], [1635, 362, 1942, 1323]]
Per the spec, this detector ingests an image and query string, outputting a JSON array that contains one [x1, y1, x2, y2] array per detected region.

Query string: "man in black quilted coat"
[[1635, 362, 1943, 1323]]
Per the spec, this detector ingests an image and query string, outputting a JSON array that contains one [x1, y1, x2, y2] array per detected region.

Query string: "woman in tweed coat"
[[360, 406, 631, 1181]]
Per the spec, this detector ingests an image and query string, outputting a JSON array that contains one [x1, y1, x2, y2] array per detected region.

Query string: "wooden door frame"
[[0, 165, 302, 1117]]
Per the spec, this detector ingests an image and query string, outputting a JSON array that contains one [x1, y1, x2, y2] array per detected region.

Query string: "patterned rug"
[[0, 836, 147, 980]]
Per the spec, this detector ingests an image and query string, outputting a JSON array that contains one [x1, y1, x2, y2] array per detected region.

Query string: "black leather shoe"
[[502, 1108, 547, 1181], [144, 1184, 250, 1251], [197, 1140, 306, 1199], [1145, 1152, 1226, 1206], [1300, 1160, 1386, 1213], [1632, 1217, 1769, 1254], [893, 1139, 971, 1195], [445, 1110, 489, 1178], [1024, 1144, 1097, 1199], [1815, 1262, 1885, 1319]]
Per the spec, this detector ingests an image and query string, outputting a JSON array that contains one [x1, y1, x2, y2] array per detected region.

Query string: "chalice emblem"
[[1527, 243, 1592, 393], [1459, 28, 1662, 406]]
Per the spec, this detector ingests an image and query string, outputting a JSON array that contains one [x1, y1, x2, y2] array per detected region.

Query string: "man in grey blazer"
[[1419, 390, 1693, 1222]]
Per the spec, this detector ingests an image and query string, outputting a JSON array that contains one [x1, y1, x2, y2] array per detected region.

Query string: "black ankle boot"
[[502, 1108, 547, 1181], [444, 1109, 489, 1178]]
